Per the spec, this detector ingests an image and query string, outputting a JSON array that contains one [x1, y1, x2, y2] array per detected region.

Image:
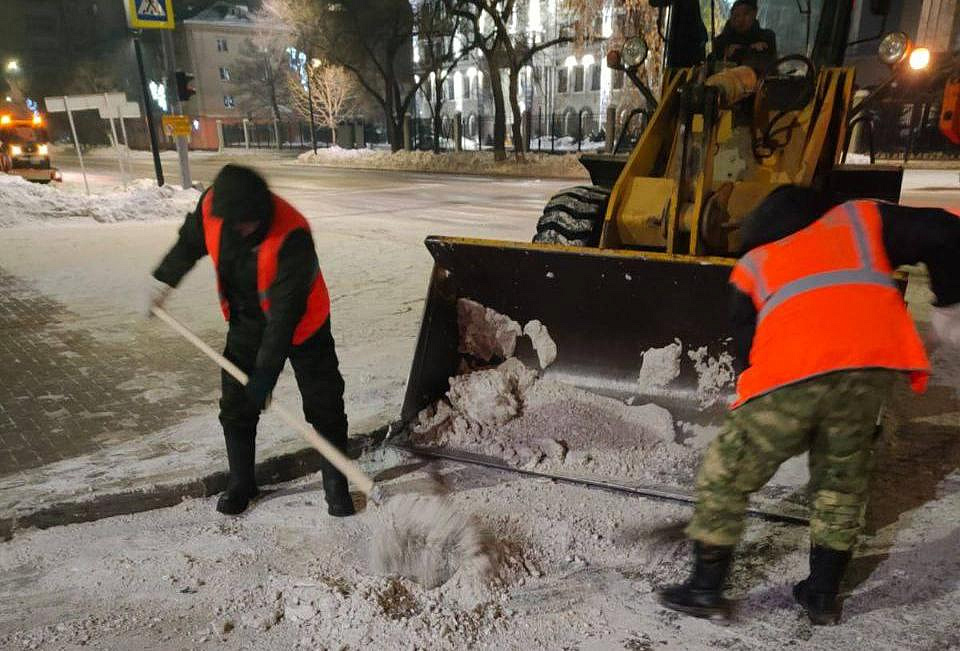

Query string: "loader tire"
[[533, 185, 610, 247]]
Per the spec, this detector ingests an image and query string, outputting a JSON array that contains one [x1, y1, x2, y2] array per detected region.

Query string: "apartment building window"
[[612, 69, 624, 90], [217, 38, 228, 52], [223, 95, 235, 108], [446, 77, 455, 100], [463, 76, 471, 99], [573, 65, 584, 93], [590, 64, 601, 92], [219, 67, 231, 81], [557, 67, 568, 93]]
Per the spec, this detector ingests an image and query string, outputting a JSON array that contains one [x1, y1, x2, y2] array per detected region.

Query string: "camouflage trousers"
[[686, 369, 897, 551]]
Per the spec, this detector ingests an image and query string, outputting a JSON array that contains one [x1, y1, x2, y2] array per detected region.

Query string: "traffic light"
[[175, 71, 196, 102]]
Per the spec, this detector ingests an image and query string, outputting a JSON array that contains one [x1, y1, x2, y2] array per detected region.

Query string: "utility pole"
[[160, 29, 192, 189], [133, 34, 164, 187]]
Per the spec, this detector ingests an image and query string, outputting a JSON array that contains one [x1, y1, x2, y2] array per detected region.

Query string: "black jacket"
[[153, 190, 317, 386], [730, 202, 960, 374], [712, 22, 777, 71]]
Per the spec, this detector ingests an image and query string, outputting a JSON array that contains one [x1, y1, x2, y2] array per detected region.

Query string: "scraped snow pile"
[[296, 147, 589, 179], [408, 299, 719, 486], [411, 358, 700, 484], [0, 175, 200, 227]]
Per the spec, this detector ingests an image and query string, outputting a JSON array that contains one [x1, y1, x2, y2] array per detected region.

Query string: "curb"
[[0, 426, 389, 542]]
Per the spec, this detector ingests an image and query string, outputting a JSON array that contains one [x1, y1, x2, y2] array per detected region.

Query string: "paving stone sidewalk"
[[0, 266, 218, 478]]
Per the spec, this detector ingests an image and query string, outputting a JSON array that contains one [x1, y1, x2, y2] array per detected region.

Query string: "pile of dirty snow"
[[407, 298, 758, 488], [410, 357, 706, 485], [0, 175, 200, 227], [296, 147, 589, 179]]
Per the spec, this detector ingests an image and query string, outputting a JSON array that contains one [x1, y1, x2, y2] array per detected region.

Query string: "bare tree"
[[287, 62, 359, 137], [417, 0, 475, 153], [444, 1, 575, 161], [564, 0, 666, 97], [263, 0, 430, 152], [232, 28, 293, 148]]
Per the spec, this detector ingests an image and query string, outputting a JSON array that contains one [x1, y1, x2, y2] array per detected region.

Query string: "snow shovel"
[[150, 305, 383, 505], [152, 305, 492, 587]]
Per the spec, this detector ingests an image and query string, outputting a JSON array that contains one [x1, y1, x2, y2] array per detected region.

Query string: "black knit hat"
[[212, 164, 272, 223], [731, 0, 758, 10]]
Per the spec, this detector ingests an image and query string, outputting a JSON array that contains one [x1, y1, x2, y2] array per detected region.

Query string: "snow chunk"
[[523, 319, 558, 369], [687, 346, 736, 407], [637, 340, 682, 389], [457, 298, 522, 362]]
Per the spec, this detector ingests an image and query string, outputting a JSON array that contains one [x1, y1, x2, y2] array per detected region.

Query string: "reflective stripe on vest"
[[754, 203, 897, 324]]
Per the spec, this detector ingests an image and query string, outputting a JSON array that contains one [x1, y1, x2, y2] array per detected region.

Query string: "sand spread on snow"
[[370, 491, 495, 600]]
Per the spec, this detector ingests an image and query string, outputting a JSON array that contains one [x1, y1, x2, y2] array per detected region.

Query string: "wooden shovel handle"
[[151, 306, 378, 499]]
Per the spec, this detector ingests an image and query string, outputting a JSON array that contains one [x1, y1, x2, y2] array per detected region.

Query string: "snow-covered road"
[[0, 161, 572, 520]]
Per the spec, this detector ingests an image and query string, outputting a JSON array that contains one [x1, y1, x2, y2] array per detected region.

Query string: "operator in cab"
[[712, 0, 777, 72]]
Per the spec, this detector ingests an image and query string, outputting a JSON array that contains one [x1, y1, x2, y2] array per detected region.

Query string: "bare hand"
[[147, 278, 173, 318]]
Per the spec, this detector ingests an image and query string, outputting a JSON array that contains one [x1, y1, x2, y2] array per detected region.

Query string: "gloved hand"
[[931, 303, 960, 348], [147, 278, 173, 318], [245, 372, 275, 411]]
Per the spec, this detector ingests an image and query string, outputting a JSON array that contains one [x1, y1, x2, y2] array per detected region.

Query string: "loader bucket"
[[396, 236, 815, 523], [401, 236, 739, 428]]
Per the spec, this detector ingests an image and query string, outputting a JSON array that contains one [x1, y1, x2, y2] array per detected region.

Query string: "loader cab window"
[[702, 0, 824, 62]]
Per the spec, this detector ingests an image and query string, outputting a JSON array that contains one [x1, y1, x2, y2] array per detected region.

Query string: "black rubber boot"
[[793, 545, 852, 626], [216, 428, 259, 516], [321, 460, 356, 517], [658, 542, 735, 621]]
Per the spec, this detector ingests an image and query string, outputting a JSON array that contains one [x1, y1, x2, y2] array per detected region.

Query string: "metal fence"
[[855, 99, 960, 161], [410, 109, 645, 154], [849, 100, 960, 162], [220, 121, 329, 149]]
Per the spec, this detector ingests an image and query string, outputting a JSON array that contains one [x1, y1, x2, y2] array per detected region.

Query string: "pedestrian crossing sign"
[[125, 0, 175, 30]]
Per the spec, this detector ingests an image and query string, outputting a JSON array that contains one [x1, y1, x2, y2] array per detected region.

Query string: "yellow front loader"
[[395, 0, 943, 518]]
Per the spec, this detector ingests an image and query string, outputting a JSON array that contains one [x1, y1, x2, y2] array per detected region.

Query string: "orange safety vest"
[[728, 199, 930, 409], [201, 190, 330, 346]]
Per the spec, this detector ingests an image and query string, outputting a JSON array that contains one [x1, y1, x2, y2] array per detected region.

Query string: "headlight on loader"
[[909, 47, 931, 71], [38, 144, 48, 156], [878, 32, 910, 66], [10, 145, 22, 156]]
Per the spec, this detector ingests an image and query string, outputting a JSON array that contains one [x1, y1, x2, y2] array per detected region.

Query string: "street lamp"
[[5, 60, 19, 73]]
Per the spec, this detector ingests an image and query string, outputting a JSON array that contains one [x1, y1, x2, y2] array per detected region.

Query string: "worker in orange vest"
[[148, 164, 355, 517], [659, 185, 960, 625]]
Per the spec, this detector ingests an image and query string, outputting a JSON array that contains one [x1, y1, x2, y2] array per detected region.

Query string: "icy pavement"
[[0, 451, 958, 649], [0, 166, 570, 534], [0, 161, 958, 646]]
